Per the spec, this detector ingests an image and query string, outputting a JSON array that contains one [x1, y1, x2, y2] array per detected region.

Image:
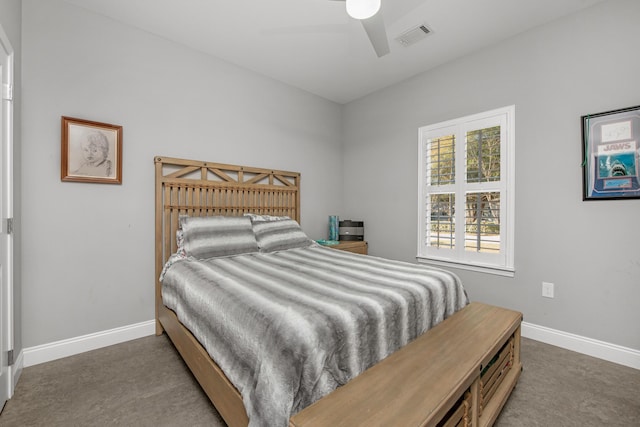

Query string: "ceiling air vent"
[[395, 24, 431, 47]]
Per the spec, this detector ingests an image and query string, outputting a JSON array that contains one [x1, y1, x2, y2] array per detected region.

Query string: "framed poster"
[[581, 105, 640, 200], [61, 116, 122, 184]]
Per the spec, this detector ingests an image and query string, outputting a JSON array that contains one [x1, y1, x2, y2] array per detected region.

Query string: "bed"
[[154, 156, 522, 427]]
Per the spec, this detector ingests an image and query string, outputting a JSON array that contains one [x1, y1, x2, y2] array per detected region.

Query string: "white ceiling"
[[64, 0, 605, 104]]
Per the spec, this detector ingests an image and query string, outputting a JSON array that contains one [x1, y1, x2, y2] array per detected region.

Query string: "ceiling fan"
[[330, 0, 390, 57]]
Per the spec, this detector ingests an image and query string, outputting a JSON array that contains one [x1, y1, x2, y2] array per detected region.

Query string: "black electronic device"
[[339, 220, 364, 241]]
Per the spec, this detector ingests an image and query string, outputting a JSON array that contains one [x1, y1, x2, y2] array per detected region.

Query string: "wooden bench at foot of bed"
[[290, 302, 522, 427]]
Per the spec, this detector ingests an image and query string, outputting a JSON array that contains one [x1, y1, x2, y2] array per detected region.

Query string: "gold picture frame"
[[61, 116, 122, 184]]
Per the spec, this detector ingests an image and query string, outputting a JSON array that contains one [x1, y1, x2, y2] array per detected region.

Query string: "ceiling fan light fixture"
[[346, 0, 381, 20]]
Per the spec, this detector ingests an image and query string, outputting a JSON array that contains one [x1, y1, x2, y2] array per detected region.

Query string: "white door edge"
[[0, 21, 14, 408]]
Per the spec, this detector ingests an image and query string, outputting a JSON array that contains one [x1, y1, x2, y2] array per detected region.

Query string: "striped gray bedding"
[[161, 244, 468, 427]]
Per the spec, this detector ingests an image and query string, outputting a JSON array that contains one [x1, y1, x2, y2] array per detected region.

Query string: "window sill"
[[416, 256, 515, 277]]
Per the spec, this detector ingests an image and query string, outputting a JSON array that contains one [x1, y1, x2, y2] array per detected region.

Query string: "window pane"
[[466, 126, 500, 183], [427, 135, 455, 185], [464, 192, 500, 253], [427, 193, 455, 249]]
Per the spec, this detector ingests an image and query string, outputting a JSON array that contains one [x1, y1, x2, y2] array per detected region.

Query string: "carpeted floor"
[[1, 335, 638, 426]]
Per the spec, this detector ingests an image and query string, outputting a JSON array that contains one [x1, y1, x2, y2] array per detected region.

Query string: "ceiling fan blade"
[[360, 12, 390, 57]]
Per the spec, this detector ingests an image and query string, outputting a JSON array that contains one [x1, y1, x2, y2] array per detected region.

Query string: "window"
[[417, 106, 515, 276]]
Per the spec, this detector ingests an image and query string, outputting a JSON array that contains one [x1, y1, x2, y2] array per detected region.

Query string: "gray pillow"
[[251, 218, 313, 252], [243, 213, 290, 222], [179, 215, 259, 259]]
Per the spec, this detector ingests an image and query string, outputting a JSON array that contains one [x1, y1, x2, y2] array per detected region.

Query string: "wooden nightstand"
[[331, 241, 368, 255]]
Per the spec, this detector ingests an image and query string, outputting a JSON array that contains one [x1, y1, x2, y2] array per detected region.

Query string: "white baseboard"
[[23, 320, 156, 368], [522, 321, 640, 370], [20, 319, 639, 371]]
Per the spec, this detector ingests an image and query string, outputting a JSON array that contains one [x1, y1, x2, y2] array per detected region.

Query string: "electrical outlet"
[[542, 282, 554, 298]]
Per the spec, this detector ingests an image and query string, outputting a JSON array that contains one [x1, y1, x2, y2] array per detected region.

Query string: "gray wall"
[[0, 0, 22, 358], [342, 0, 640, 351], [21, 0, 343, 347], [18, 0, 640, 354]]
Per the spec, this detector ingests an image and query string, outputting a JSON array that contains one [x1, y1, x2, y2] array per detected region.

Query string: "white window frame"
[[417, 105, 515, 276]]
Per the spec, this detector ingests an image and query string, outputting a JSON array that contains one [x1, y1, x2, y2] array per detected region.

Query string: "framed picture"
[[61, 116, 122, 184], [581, 105, 640, 200]]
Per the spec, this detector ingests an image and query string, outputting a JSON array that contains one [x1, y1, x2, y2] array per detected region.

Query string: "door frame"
[[0, 21, 15, 406]]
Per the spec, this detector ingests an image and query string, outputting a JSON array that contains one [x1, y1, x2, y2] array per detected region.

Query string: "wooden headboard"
[[154, 156, 301, 331]]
